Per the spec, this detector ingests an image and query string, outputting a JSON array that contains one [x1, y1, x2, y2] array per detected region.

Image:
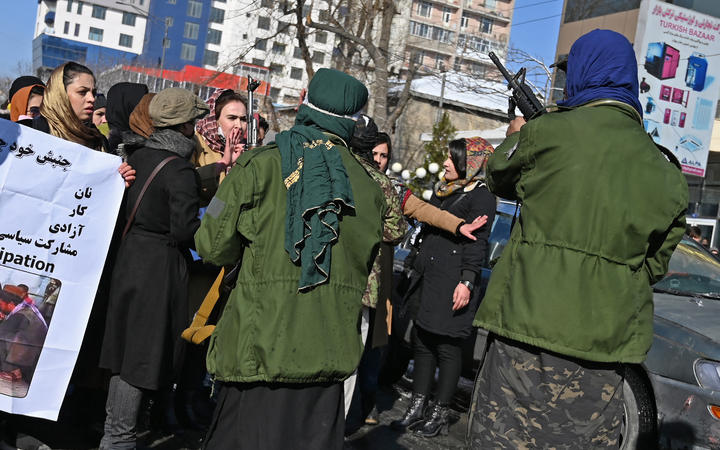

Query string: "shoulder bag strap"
[[121, 155, 180, 240]]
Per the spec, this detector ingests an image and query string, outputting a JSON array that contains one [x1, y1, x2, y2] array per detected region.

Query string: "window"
[[312, 51, 325, 64], [74, 23, 80, 36], [319, 10, 330, 21], [67, 0, 73, 12], [270, 64, 283, 74], [122, 12, 136, 26], [290, 67, 303, 80], [242, 33, 247, 39], [166, 17, 174, 27], [443, 7, 452, 23], [77, 1, 83, 14], [410, 21, 430, 39], [269, 87, 280, 101], [302, 4, 311, 17], [261, 0, 272, 6], [167, 0, 176, 3], [434, 55, 445, 70], [278, 21, 290, 32], [181, 43, 196, 60], [207, 28, 222, 45], [209, 7, 224, 23], [91, 5, 106, 19], [187, 0, 202, 18], [272, 42, 286, 54], [431, 25, 455, 43], [293, 46, 303, 58], [480, 17, 492, 33], [411, 50, 425, 65], [204, 50, 219, 66], [461, 13, 469, 28], [119, 34, 133, 47], [63, 21, 70, 34], [453, 58, 462, 72], [184, 22, 199, 39], [258, 16, 270, 30], [164, 38, 171, 48], [88, 27, 103, 42], [255, 38, 267, 51], [469, 62, 486, 76], [416, 1, 431, 17], [252, 58, 265, 67], [315, 31, 327, 44], [485, 0, 496, 7]]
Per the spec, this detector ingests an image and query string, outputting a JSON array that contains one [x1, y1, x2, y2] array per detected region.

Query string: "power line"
[[512, 13, 563, 27], [500, 0, 562, 13]]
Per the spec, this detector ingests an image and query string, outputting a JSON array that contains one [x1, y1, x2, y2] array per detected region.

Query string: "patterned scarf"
[[435, 136, 494, 198], [195, 89, 228, 154]]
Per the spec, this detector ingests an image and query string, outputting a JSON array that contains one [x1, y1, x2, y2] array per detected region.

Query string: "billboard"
[[635, 0, 720, 177]]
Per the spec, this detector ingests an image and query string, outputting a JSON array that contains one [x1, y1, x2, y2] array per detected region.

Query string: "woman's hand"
[[222, 126, 245, 166], [118, 162, 136, 188], [452, 282, 471, 311], [459, 215, 488, 240]]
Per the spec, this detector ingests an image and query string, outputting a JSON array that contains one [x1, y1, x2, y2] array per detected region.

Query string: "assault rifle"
[[246, 76, 262, 149], [488, 51, 545, 121]]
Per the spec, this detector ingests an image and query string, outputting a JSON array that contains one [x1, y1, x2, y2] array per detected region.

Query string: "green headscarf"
[[276, 68, 369, 292]]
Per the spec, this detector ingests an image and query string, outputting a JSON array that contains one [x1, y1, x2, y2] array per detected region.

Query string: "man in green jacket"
[[468, 30, 688, 448], [195, 69, 395, 449]]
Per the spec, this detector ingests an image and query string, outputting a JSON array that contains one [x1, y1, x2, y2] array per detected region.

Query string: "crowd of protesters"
[[0, 28, 690, 450]]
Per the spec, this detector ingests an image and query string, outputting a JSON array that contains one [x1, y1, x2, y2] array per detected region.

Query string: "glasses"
[[27, 106, 41, 118]]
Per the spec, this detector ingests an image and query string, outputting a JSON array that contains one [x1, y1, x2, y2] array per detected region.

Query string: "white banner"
[[636, 0, 720, 177], [0, 119, 124, 420]]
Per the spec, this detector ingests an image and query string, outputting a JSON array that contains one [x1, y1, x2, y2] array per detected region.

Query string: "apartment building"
[[403, 0, 514, 76], [33, 0, 149, 73]]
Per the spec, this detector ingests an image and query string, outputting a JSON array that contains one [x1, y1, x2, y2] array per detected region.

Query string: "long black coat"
[[410, 185, 495, 338], [100, 146, 200, 390]]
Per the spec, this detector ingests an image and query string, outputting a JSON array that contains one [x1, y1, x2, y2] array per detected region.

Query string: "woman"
[[129, 93, 156, 140], [391, 137, 496, 437], [194, 89, 247, 202], [10, 84, 44, 123], [106, 82, 149, 155], [32, 62, 136, 185], [99, 88, 209, 449]]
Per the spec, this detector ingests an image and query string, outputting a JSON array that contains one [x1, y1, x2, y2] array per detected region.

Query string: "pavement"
[[13, 380, 475, 450]]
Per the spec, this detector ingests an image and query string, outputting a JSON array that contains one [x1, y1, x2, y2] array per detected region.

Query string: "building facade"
[[552, 0, 720, 246], [33, 0, 149, 74]]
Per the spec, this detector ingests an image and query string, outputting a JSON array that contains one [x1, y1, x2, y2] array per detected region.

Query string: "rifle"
[[246, 76, 262, 149], [488, 52, 545, 121]]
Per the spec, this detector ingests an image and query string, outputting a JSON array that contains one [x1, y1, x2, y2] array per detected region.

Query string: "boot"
[[390, 393, 426, 431], [415, 402, 450, 437]]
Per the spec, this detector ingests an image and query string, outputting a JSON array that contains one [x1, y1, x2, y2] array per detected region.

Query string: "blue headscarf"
[[558, 29, 642, 117]]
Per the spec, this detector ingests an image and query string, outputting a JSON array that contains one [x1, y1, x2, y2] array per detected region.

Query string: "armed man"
[[467, 29, 688, 448]]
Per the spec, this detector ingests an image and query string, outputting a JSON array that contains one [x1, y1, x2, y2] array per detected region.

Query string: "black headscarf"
[[106, 82, 149, 154]]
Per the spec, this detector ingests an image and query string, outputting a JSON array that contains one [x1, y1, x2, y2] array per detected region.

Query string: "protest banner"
[[635, 0, 720, 177], [0, 119, 124, 420]]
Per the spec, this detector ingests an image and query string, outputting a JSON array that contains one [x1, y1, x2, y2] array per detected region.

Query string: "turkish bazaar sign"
[[0, 119, 124, 420], [636, 0, 720, 177]]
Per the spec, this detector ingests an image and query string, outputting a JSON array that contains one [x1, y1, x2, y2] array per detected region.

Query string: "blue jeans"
[[100, 375, 144, 450]]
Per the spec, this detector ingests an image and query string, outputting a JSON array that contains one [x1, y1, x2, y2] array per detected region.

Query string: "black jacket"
[[100, 146, 201, 389], [410, 185, 496, 338]]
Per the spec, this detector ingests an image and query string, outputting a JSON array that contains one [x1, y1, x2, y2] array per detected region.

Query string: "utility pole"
[[436, 71, 446, 124], [160, 17, 169, 79]]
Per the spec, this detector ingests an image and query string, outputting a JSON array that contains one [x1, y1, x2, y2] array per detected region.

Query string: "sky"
[[0, 1, 565, 79]]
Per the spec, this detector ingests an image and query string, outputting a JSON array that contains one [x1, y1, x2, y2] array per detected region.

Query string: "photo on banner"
[[0, 267, 60, 398], [0, 119, 124, 420], [635, 0, 720, 177]]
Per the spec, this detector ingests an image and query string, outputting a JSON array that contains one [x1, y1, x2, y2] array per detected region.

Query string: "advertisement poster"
[[0, 119, 124, 420], [635, 0, 720, 177]]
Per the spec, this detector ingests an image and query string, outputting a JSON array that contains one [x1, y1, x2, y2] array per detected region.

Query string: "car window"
[[654, 238, 720, 298], [486, 211, 513, 268]]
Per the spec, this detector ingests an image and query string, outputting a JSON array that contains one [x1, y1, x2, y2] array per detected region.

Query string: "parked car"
[[392, 201, 720, 449]]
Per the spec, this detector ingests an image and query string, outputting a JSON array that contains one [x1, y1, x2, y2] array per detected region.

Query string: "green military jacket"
[[473, 100, 688, 363], [195, 136, 386, 383]]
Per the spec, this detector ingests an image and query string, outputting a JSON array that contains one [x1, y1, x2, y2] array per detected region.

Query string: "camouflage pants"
[[467, 335, 624, 449]]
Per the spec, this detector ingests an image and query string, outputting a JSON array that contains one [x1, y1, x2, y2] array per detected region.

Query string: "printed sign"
[[635, 0, 720, 177], [0, 119, 124, 420]]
